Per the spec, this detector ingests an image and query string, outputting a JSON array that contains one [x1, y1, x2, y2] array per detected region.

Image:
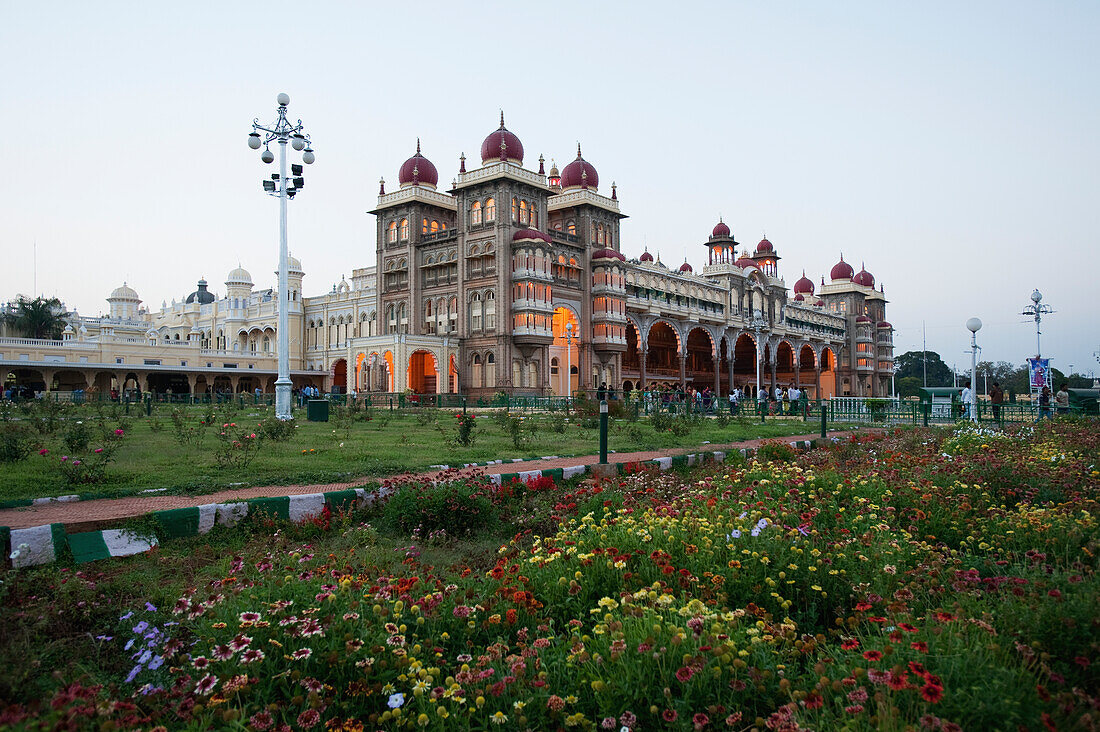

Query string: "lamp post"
[[564, 321, 574, 397], [750, 312, 767, 400], [248, 93, 315, 420], [1021, 289, 1054, 359], [966, 317, 982, 422]]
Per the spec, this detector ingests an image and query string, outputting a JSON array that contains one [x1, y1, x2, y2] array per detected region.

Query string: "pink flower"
[[38, 448, 48, 456], [693, 712, 710, 730], [114, 428, 124, 436], [291, 648, 312, 661], [94, 448, 103, 454], [249, 711, 273, 730], [212, 645, 234, 661], [297, 709, 320, 729], [194, 674, 216, 695], [240, 648, 265, 664], [60, 456, 68, 462]]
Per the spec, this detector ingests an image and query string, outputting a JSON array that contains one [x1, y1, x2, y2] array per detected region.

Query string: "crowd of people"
[[616, 382, 808, 416]]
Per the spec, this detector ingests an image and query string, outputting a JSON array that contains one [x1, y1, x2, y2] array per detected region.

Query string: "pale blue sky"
[[2, 1, 1098, 374]]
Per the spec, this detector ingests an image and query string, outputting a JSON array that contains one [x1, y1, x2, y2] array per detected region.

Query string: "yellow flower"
[[491, 711, 508, 724]]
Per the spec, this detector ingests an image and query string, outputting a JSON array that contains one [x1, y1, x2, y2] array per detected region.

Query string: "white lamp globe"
[[1031, 289, 1042, 304], [302, 148, 315, 164], [966, 317, 982, 333], [261, 149, 275, 164], [277, 92, 290, 106], [291, 135, 306, 151], [248, 132, 262, 150]]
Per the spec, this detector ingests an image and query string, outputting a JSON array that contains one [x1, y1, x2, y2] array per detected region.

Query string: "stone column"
[[137, 373, 149, 394], [639, 348, 647, 389], [678, 350, 686, 389], [229, 375, 240, 394], [815, 366, 822, 400], [41, 369, 55, 393], [727, 342, 735, 394], [794, 362, 801, 388], [186, 374, 198, 398]]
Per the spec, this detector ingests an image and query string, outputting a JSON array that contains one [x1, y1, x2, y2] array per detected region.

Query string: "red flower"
[[898, 622, 919, 633], [919, 683, 944, 703], [862, 650, 883, 661], [803, 692, 824, 709], [934, 612, 956, 622], [663, 709, 678, 722], [908, 661, 927, 676], [911, 641, 929, 653], [841, 638, 860, 650], [888, 672, 910, 691], [855, 601, 873, 611]]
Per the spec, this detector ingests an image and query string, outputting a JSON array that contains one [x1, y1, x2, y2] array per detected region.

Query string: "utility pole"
[[922, 321, 927, 387]]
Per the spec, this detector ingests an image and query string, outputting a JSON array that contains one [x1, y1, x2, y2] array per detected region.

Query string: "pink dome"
[[830, 257, 854, 280], [512, 228, 551, 244], [397, 140, 438, 188], [481, 113, 523, 165], [639, 250, 654, 262], [793, 293, 805, 302], [856, 315, 872, 323], [756, 237, 773, 253], [877, 321, 892, 328], [679, 260, 693, 273], [735, 257, 757, 269], [853, 265, 875, 287], [592, 248, 625, 262], [793, 271, 814, 295], [815, 299, 825, 307], [560, 144, 599, 190], [712, 219, 731, 237]]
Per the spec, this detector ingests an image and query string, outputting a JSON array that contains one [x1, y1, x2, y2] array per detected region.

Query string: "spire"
[[378, 177, 385, 195], [459, 152, 466, 174], [581, 168, 588, 190], [538, 154, 545, 175], [611, 181, 617, 200], [416, 137, 421, 155], [576, 142, 583, 159], [499, 110, 505, 129]]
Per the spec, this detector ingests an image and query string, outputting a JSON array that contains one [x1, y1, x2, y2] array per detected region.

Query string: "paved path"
[[0, 430, 865, 530]]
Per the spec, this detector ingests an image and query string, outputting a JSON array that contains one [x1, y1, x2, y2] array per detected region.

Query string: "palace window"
[[512, 197, 518, 222], [519, 200, 528, 225], [485, 290, 496, 329], [529, 204, 537, 228], [470, 292, 482, 331], [470, 200, 482, 225], [422, 218, 429, 234], [399, 218, 409, 241], [485, 197, 495, 222], [387, 221, 397, 243]]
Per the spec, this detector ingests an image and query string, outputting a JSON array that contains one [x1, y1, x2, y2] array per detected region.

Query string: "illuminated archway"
[[407, 350, 438, 394], [332, 359, 347, 394], [685, 327, 716, 391], [551, 306, 580, 395], [819, 347, 837, 399], [733, 334, 758, 396], [645, 321, 681, 387], [775, 341, 795, 388]]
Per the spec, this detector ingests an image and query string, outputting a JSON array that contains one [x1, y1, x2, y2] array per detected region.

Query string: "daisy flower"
[[291, 648, 313, 661], [194, 674, 217, 695]]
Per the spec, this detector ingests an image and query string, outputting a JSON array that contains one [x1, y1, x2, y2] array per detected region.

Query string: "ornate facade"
[[1, 115, 894, 399]]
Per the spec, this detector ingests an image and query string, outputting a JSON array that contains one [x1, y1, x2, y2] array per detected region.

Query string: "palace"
[[1, 115, 894, 400]]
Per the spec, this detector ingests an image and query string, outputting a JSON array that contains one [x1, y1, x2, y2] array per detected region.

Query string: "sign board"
[[1027, 358, 1051, 392]]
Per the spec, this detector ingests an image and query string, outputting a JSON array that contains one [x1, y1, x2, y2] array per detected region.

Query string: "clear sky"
[[3, 1, 1098, 375]]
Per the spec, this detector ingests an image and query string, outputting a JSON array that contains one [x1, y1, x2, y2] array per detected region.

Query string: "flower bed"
[[1, 420, 1097, 730]]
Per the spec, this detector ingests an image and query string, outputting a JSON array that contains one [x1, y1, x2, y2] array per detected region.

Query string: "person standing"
[[989, 381, 1004, 424], [789, 384, 802, 416], [596, 381, 607, 402], [1055, 383, 1070, 415], [1037, 385, 1052, 421], [960, 380, 973, 420]]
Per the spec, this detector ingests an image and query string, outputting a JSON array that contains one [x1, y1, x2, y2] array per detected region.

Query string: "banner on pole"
[[1027, 358, 1051, 391]]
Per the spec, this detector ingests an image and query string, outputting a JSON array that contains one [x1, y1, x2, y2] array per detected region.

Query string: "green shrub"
[[756, 439, 796, 463], [548, 413, 567, 433], [381, 479, 497, 536], [62, 419, 91, 452], [0, 423, 32, 463], [257, 415, 296, 442]]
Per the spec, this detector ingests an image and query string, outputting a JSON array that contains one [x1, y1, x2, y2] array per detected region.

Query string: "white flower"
[[387, 692, 405, 709]]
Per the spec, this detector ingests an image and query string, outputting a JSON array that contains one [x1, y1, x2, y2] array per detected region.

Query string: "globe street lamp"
[[966, 317, 982, 422], [249, 93, 315, 420], [564, 321, 574, 397], [1021, 289, 1053, 359]]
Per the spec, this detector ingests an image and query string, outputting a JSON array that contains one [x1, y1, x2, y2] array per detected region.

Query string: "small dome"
[[512, 228, 551, 244], [185, 278, 215, 305], [480, 112, 524, 165], [109, 282, 140, 301], [877, 321, 892, 328], [639, 250, 654, 262], [287, 255, 303, 274], [735, 257, 758, 269], [712, 219, 731, 238], [592, 248, 625, 262], [756, 237, 773, 253], [227, 267, 253, 285], [815, 299, 825, 307], [793, 293, 805, 302], [855, 315, 872, 323], [830, 257, 854, 281], [679, 260, 693, 273], [560, 144, 599, 191], [398, 139, 438, 189], [793, 271, 815, 295], [853, 265, 875, 287]]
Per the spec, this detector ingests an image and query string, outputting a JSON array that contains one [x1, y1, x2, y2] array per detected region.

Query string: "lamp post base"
[[275, 378, 293, 421]]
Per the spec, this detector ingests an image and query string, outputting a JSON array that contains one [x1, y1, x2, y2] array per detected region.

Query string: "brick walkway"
[[0, 430, 865, 531]]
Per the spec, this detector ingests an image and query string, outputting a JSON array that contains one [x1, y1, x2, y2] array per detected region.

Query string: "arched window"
[[511, 197, 518, 222], [388, 221, 397, 243], [485, 290, 496, 329], [485, 352, 496, 388], [470, 201, 482, 225], [470, 292, 482, 331], [430, 220, 440, 233], [399, 219, 409, 240], [422, 218, 429, 234], [262, 336, 270, 352], [485, 197, 495, 221], [567, 220, 576, 236], [529, 204, 537, 228], [448, 296, 458, 333], [597, 224, 605, 245], [472, 353, 483, 388], [519, 200, 528, 225], [387, 304, 397, 334]]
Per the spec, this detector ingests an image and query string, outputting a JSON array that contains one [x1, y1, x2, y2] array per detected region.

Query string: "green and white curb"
[[8, 524, 67, 568], [68, 529, 158, 563]]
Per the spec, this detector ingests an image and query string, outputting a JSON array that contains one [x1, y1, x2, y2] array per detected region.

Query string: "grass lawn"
[[0, 419, 1096, 730], [0, 401, 825, 502]]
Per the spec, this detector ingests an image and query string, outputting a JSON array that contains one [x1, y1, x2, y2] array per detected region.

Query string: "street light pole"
[[1021, 289, 1053, 360], [565, 321, 574, 397], [248, 93, 315, 420], [967, 317, 982, 423]]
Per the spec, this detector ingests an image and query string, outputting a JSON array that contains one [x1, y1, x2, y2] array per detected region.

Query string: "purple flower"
[[133, 621, 149, 634], [124, 639, 135, 651], [138, 649, 152, 665], [125, 665, 142, 683], [144, 602, 157, 612], [120, 611, 134, 620], [148, 655, 164, 671], [95, 635, 114, 641]]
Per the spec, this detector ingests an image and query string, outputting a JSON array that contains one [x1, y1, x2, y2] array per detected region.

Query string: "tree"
[[894, 350, 953, 387], [2, 296, 68, 340], [896, 376, 923, 398]]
